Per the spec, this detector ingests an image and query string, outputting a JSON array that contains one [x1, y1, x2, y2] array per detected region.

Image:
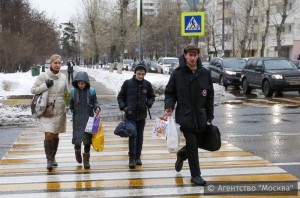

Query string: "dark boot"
[[175, 155, 184, 172], [129, 156, 136, 169], [135, 156, 142, 165], [191, 176, 207, 186], [52, 138, 59, 166], [44, 140, 53, 170], [83, 153, 90, 169], [175, 147, 187, 172], [75, 148, 82, 164]]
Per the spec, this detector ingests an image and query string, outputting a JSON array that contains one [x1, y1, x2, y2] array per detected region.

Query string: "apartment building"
[[205, 0, 300, 60], [143, 0, 159, 16]]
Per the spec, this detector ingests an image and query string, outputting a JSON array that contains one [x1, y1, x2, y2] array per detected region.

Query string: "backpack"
[[70, 87, 95, 102], [31, 91, 48, 118]]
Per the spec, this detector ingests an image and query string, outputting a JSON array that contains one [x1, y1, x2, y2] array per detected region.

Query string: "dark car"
[[207, 57, 247, 89], [145, 60, 163, 73], [241, 57, 300, 97], [293, 60, 300, 68]]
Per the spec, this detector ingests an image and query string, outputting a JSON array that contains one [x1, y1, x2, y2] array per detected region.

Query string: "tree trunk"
[[260, 1, 270, 57], [276, 0, 288, 57]]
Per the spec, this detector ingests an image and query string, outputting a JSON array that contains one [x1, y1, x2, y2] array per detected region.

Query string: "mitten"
[[45, 79, 54, 88]]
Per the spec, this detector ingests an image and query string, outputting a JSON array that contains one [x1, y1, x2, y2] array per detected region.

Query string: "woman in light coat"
[[31, 54, 68, 170]]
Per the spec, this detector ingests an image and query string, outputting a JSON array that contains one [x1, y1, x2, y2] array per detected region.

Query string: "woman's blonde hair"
[[49, 54, 62, 63]]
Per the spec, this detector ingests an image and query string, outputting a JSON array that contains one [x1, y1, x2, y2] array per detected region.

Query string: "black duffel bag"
[[197, 124, 221, 152]]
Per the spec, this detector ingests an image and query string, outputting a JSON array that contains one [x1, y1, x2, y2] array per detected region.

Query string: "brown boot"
[[83, 153, 90, 169], [44, 140, 53, 170], [52, 138, 59, 166], [75, 148, 82, 164]]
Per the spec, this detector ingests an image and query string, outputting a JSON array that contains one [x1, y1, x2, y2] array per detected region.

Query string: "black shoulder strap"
[[143, 80, 152, 120]]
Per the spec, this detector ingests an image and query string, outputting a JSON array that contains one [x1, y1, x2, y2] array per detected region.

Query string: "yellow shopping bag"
[[92, 120, 104, 152]]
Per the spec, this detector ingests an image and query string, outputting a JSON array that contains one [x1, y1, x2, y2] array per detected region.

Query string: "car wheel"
[[262, 80, 274, 97], [242, 79, 252, 94], [219, 76, 227, 89]]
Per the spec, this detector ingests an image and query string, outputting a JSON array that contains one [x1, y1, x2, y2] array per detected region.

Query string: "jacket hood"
[[178, 54, 202, 70], [72, 71, 90, 89]]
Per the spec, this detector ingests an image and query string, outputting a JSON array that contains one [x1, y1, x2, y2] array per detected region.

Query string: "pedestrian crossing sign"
[[181, 12, 205, 36]]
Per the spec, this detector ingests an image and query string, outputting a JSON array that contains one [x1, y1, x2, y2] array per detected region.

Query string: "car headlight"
[[271, 74, 283, 79], [224, 70, 236, 75]]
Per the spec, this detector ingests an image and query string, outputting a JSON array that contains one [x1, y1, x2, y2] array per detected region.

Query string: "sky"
[[29, 0, 82, 24], [0, 67, 234, 125]]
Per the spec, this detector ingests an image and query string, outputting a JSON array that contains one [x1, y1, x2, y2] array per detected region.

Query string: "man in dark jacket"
[[67, 58, 75, 84], [117, 63, 155, 169], [164, 44, 214, 186]]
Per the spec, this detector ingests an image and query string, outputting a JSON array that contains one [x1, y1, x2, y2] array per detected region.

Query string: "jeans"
[[128, 119, 146, 157], [68, 72, 73, 84]]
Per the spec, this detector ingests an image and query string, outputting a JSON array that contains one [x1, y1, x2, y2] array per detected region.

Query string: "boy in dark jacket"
[[164, 44, 214, 186], [70, 71, 100, 169], [117, 64, 155, 168]]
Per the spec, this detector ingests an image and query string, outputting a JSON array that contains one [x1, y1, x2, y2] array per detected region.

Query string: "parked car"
[[168, 62, 179, 74], [145, 60, 162, 73], [122, 59, 134, 71], [293, 60, 300, 68], [241, 57, 300, 97], [207, 57, 247, 89], [157, 57, 179, 74]]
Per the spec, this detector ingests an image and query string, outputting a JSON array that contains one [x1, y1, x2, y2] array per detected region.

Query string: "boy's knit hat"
[[134, 63, 147, 73]]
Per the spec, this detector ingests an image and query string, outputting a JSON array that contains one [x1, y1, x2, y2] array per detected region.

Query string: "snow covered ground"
[[0, 66, 235, 127]]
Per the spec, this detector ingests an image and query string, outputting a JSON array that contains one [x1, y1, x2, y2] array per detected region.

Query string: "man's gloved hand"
[[146, 101, 152, 109], [45, 79, 54, 88]]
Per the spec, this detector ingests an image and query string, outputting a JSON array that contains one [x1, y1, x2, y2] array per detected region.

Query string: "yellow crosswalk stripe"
[[0, 118, 298, 197]]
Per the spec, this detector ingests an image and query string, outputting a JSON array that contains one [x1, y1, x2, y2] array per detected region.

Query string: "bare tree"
[[271, 0, 288, 57], [0, 0, 59, 73], [233, 0, 253, 58], [259, 0, 270, 57]]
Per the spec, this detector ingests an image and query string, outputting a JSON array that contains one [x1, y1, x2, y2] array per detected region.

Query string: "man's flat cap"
[[184, 44, 200, 54]]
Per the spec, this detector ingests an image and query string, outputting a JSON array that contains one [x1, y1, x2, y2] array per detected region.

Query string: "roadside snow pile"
[[0, 105, 36, 127], [0, 71, 36, 100]]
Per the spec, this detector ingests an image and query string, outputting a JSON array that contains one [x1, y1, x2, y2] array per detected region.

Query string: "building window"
[[225, 2, 232, 9], [260, 16, 264, 23], [253, 0, 258, 7], [252, 33, 257, 41], [224, 34, 232, 41], [225, 18, 232, 26], [285, 24, 292, 33], [288, 3, 293, 11]]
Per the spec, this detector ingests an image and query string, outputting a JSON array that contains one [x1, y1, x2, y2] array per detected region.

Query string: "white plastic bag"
[[166, 115, 179, 153]]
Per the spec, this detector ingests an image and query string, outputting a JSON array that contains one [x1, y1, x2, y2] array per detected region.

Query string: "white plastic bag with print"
[[166, 115, 179, 153], [151, 116, 168, 139]]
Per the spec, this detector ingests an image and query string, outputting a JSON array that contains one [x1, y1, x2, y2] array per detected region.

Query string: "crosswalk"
[[226, 97, 300, 108], [0, 118, 299, 197]]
